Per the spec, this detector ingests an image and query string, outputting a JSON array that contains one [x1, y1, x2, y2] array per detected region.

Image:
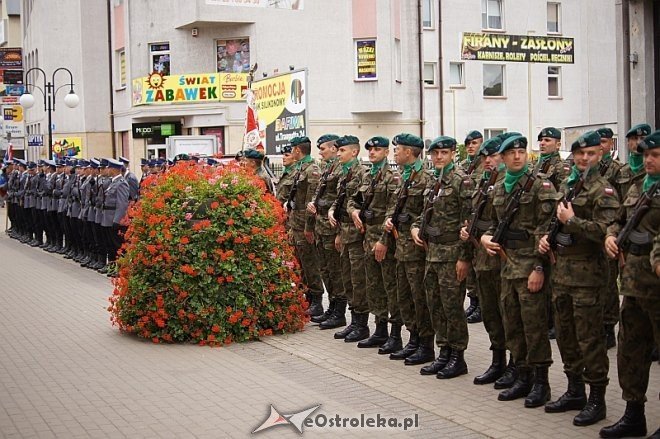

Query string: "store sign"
[[251, 69, 307, 155], [28, 134, 44, 146], [356, 39, 377, 80], [461, 33, 575, 64], [2, 104, 24, 137], [0, 48, 22, 69], [132, 72, 248, 106], [132, 122, 182, 138]]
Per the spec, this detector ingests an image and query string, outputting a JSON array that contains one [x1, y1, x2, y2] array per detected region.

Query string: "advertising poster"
[[132, 72, 248, 106], [2, 104, 25, 137], [461, 33, 575, 64], [52, 137, 84, 159], [356, 39, 377, 80], [217, 39, 250, 73], [251, 69, 307, 155]]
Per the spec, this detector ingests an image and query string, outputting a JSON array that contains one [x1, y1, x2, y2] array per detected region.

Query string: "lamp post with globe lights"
[[19, 67, 80, 159]]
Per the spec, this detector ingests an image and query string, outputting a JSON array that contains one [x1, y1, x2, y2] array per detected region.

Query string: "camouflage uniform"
[[551, 170, 619, 387], [288, 157, 324, 302], [414, 165, 472, 352], [347, 161, 401, 324], [276, 166, 296, 207], [606, 177, 660, 404], [534, 152, 570, 191], [460, 155, 482, 304]]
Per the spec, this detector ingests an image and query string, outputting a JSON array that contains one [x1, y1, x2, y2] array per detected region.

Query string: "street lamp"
[[19, 67, 80, 159]]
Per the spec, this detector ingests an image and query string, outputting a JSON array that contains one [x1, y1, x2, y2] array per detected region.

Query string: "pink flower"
[[185, 213, 193, 220]]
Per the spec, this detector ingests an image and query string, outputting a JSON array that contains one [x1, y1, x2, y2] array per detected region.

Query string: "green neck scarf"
[[370, 159, 386, 176], [466, 155, 474, 163], [402, 158, 423, 181], [629, 152, 644, 175], [283, 165, 294, 175], [566, 165, 597, 187], [435, 162, 454, 178], [602, 152, 612, 162], [295, 154, 314, 170], [342, 158, 358, 175], [643, 173, 660, 193], [504, 164, 529, 193], [539, 151, 559, 162]]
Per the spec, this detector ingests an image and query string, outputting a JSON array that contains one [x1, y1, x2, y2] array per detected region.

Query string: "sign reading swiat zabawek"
[[461, 33, 575, 64]]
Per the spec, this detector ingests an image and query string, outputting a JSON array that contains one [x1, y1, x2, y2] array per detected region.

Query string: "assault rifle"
[[615, 181, 660, 268], [545, 166, 591, 264], [285, 169, 302, 212], [312, 161, 338, 211], [534, 156, 554, 176], [466, 169, 499, 247], [358, 165, 385, 227], [491, 173, 536, 260], [466, 155, 481, 176], [417, 169, 444, 250], [389, 170, 418, 240], [332, 167, 354, 224]]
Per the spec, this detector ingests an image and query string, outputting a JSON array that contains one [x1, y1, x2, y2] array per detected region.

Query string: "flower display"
[[108, 161, 308, 346]]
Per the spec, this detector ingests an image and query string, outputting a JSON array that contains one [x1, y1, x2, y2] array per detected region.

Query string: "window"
[[548, 66, 561, 98], [117, 49, 126, 89], [423, 0, 433, 28], [423, 63, 436, 86], [482, 0, 503, 30], [216, 38, 250, 73], [449, 62, 464, 87], [149, 42, 170, 76], [485, 128, 506, 139], [394, 38, 402, 82], [547, 2, 561, 34], [483, 64, 505, 97]]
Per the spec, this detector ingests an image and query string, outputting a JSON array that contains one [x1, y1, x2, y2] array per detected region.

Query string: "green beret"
[[498, 135, 528, 154], [290, 136, 311, 147], [464, 130, 483, 144], [365, 136, 389, 149], [316, 134, 340, 148], [496, 132, 522, 142], [244, 149, 264, 160], [392, 133, 424, 149], [280, 144, 293, 154], [638, 129, 660, 151], [479, 137, 502, 156], [571, 131, 601, 152], [428, 136, 457, 151], [335, 135, 360, 148], [537, 127, 561, 141], [596, 127, 614, 139], [626, 123, 652, 138]]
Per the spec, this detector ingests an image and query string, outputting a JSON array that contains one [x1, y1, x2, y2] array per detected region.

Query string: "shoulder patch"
[[543, 181, 552, 189], [604, 187, 614, 196]]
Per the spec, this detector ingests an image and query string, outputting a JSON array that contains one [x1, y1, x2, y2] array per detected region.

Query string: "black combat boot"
[[311, 299, 335, 324], [333, 311, 356, 339], [498, 367, 531, 401], [525, 366, 551, 408], [420, 346, 451, 375], [573, 385, 607, 426], [437, 349, 468, 379], [345, 313, 370, 343], [56, 238, 66, 254], [390, 331, 419, 360], [474, 349, 506, 385], [494, 354, 518, 389], [404, 335, 435, 365], [600, 402, 647, 438], [467, 305, 482, 323], [357, 319, 388, 348], [465, 295, 478, 317], [79, 251, 92, 266], [605, 324, 616, 349], [306, 294, 324, 318], [319, 299, 347, 330], [545, 373, 587, 413], [378, 323, 403, 355]]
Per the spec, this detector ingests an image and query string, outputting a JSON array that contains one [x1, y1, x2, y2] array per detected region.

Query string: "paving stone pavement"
[[0, 210, 658, 438]]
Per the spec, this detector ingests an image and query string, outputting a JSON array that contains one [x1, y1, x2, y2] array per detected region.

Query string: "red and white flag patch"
[[542, 181, 552, 189], [604, 187, 614, 195]]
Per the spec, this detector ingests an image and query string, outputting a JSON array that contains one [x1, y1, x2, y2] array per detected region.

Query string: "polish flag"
[[243, 89, 262, 150], [3, 143, 13, 162]]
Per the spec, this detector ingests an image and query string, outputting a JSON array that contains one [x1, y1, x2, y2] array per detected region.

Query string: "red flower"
[[180, 236, 190, 244], [212, 324, 220, 333]]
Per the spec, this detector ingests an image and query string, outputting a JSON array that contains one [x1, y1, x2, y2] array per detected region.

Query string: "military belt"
[[628, 243, 652, 256], [502, 239, 534, 250], [474, 218, 492, 233], [365, 215, 385, 226], [102, 205, 117, 210], [556, 242, 600, 256], [426, 230, 460, 245], [396, 213, 411, 224]]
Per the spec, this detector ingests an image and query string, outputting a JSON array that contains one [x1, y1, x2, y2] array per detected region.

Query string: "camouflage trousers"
[[553, 284, 609, 386], [292, 229, 324, 298], [603, 259, 620, 326], [315, 234, 344, 300], [397, 260, 433, 337], [341, 240, 368, 313], [475, 269, 506, 351], [466, 266, 477, 299], [425, 261, 468, 351], [365, 244, 401, 324], [617, 296, 660, 403], [501, 277, 552, 368]]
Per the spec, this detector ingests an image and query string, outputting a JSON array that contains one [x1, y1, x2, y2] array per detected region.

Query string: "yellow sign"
[[52, 137, 84, 159], [131, 72, 248, 106]]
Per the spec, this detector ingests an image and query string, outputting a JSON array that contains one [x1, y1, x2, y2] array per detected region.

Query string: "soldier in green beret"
[[287, 136, 325, 317], [615, 123, 652, 210], [242, 149, 275, 194], [328, 135, 370, 342], [601, 129, 660, 439], [384, 133, 436, 365], [411, 136, 473, 378], [307, 135, 346, 327], [539, 131, 619, 426], [597, 127, 625, 350], [535, 127, 571, 190], [276, 144, 296, 209], [347, 136, 403, 352], [481, 135, 560, 407]]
